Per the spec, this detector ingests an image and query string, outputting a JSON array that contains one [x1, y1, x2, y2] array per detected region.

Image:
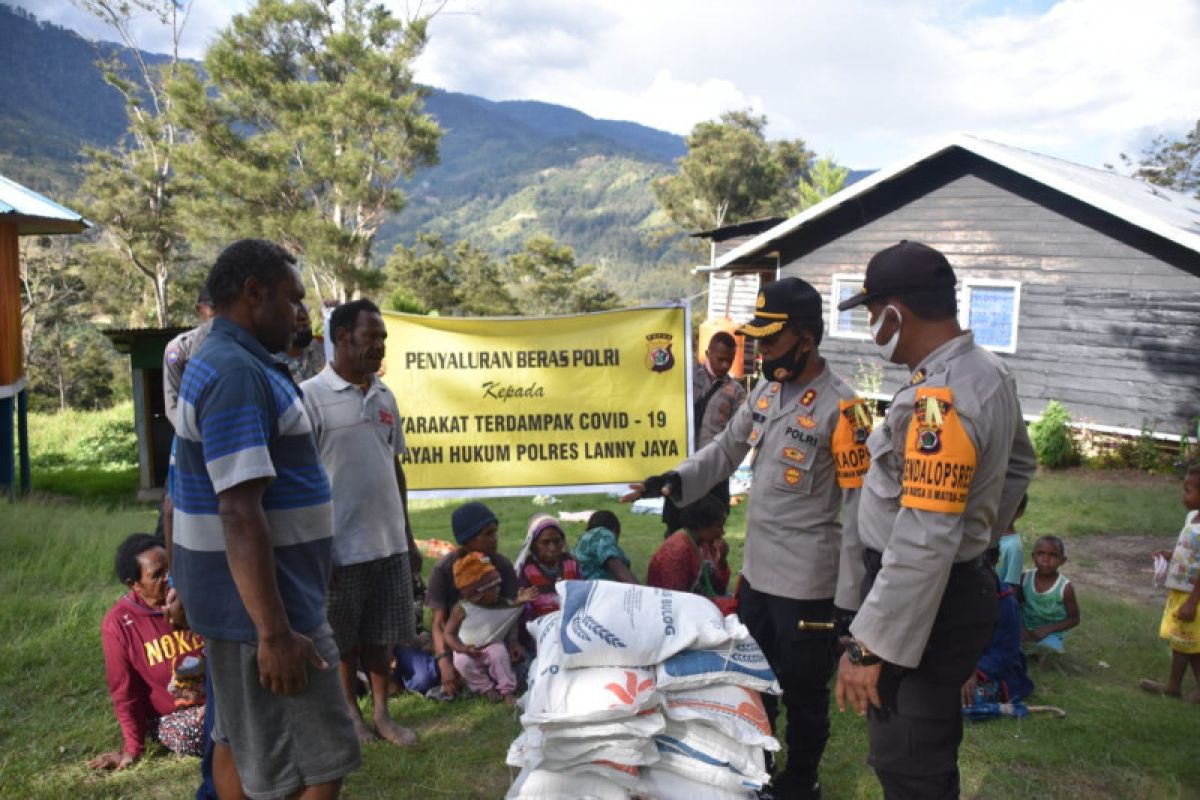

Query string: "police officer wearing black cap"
[[626, 277, 872, 800], [833, 241, 1036, 799]]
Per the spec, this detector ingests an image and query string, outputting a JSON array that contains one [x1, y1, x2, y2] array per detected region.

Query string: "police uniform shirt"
[[163, 320, 213, 429], [693, 361, 748, 449], [672, 363, 870, 608], [849, 332, 1036, 668]]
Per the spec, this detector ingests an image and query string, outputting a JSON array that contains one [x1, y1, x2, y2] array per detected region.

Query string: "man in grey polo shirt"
[[301, 298, 421, 747]]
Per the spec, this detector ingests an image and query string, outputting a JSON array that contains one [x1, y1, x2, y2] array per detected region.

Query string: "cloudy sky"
[[14, 0, 1200, 170]]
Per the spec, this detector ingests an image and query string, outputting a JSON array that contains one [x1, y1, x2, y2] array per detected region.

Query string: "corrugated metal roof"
[[0, 174, 90, 235], [703, 133, 1200, 271]]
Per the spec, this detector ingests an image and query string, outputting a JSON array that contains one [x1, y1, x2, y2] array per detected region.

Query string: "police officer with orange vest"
[[834, 241, 1036, 799], [627, 277, 871, 800]]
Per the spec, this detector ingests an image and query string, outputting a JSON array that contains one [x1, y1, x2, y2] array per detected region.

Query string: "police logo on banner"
[[644, 333, 676, 373]]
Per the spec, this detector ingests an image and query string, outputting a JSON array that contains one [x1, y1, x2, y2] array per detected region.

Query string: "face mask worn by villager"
[[870, 305, 903, 363]]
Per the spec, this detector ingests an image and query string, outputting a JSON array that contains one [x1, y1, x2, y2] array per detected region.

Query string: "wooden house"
[[0, 175, 89, 497], [699, 134, 1200, 439]]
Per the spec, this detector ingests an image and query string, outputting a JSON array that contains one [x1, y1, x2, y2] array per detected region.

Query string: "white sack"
[[521, 611, 658, 725], [556, 580, 734, 668], [660, 683, 780, 751], [656, 623, 781, 694], [639, 767, 758, 800]]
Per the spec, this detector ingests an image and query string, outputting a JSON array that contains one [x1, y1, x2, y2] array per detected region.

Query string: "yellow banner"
[[380, 305, 693, 497]]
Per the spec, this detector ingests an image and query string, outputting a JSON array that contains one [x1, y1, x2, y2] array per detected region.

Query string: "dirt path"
[[1067, 534, 1176, 607]]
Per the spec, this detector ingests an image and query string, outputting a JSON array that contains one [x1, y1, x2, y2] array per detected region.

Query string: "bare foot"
[[373, 715, 418, 748], [485, 688, 502, 703], [502, 694, 517, 706], [351, 713, 378, 743], [1139, 678, 1182, 697]]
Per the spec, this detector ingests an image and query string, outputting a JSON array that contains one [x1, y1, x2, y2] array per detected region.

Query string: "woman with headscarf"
[[515, 514, 580, 622]]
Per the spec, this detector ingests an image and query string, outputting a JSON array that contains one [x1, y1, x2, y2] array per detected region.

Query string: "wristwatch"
[[846, 639, 882, 667]]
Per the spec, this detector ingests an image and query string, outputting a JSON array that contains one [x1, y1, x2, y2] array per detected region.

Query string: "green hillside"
[[0, 3, 704, 303]]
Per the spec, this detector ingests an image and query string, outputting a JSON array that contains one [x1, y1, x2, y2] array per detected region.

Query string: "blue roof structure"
[[0, 174, 90, 235]]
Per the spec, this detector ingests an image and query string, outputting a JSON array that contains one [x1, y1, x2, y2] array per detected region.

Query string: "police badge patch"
[[644, 333, 676, 373], [913, 395, 951, 454]]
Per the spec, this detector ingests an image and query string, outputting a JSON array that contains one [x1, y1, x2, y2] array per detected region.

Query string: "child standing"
[[1018, 536, 1080, 654], [515, 514, 580, 622], [996, 493, 1028, 590], [443, 552, 537, 704], [1140, 465, 1200, 698]]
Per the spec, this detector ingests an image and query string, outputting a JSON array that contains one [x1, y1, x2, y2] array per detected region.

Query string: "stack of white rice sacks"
[[506, 580, 781, 800]]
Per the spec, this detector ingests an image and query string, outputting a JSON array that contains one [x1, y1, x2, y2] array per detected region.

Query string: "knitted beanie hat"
[[453, 552, 501, 597], [452, 501, 498, 545]]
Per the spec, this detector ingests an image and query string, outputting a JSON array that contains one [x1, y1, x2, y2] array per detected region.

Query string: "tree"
[[19, 237, 121, 410], [652, 110, 813, 231], [384, 233, 517, 316], [1116, 120, 1200, 198], [171, 0, 442, 302], [505, 236, 620, 316], [796, 155, 850, 211], [75, 0, 196, 326]]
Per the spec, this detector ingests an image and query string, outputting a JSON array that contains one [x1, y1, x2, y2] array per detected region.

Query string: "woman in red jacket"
[[87, 534, 206, 771], [646, 493, 732, 601]]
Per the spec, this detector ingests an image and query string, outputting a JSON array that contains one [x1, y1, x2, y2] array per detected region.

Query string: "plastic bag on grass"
[[660, 683, 779, 750], [656, 624, 781, 694], [556, 581, 735, 668]]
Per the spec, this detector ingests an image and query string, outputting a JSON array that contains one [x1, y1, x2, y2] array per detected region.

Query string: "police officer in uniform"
[[834, 241, 1036, 799], [627, 277, 872, 800], [163, 286, 216, 429]]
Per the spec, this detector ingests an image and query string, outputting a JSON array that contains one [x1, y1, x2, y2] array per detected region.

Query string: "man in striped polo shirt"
[[172, 239, 360, 800]]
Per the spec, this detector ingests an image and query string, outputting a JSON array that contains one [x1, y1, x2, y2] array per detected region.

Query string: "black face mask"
[[762, 336, 810, 383]]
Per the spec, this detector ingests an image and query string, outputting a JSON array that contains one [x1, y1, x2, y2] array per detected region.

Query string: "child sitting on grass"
[[574, 509, 639, 583], [1140, 465, 1200, 699], [1018, 535, 1080, 655], [443, 552, 537, 704]]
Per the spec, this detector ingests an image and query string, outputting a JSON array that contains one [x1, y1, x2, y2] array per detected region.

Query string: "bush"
[[74, 418, 137, 468], [1030, 400, 1079, 469]]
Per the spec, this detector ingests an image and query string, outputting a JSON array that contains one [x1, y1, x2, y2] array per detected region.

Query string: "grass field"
[[1, 467, 1198, 799]]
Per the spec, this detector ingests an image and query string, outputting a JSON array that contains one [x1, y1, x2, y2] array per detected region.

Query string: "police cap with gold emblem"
[[740, 277, 823, 339], [837, 240, 956, 311]]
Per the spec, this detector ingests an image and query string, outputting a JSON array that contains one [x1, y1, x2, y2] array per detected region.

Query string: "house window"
[[830, 274, 871, 339], [960, 280, 1020, 353]]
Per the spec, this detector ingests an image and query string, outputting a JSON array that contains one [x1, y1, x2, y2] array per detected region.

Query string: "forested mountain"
[[0, 3, 702, 296]]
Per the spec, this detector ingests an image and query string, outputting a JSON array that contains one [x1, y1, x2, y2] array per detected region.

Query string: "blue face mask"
[[870, 305, 902, 363]]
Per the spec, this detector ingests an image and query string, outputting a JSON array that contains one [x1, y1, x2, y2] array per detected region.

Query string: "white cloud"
[[10, 0, 1200, 170]]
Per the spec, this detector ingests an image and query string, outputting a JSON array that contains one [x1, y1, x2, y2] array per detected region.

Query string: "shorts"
[[1160, 589, 1200, 654], [327, 552, 416, 654], [207, 623, 361, 800], [1028, 631, 1067, 654]]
